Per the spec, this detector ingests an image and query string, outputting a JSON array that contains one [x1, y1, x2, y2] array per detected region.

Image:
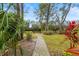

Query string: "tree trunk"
[[45, 4, 51, 31], [1, 3, 4, 10], [59, 24, 63, 33], [16, 3, 23, 40], [60, 3, 72, 32], [39, 15, 43, 31], [59, 4, 72, 33], [20, 3, 24, 39], [16, 3, 20, 18], [12, 3, 21, 55], [21, 3, 24, 20]]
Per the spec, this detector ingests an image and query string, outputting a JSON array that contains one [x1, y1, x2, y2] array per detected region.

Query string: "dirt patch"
[[2, 39, 36, 56], [18, 40, 36, 56]]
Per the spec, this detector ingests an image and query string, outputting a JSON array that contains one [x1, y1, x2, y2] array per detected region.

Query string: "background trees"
[[52, 3, 72, 33], [34, 3, 72, 33], [34, 3, 55, 31]]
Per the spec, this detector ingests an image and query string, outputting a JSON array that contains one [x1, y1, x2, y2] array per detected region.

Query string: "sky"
[[24, 3, 39, 22], [2, 3, 79, 22], [66, 6, 79, 21]]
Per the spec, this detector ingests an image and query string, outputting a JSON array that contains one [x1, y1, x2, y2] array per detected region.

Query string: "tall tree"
[[54, 3, 72, 32], [45, 3, 51, 31], [12, 3, 21, 56], [20, 3, 24, 39], [21, 3, 24, 20], [16, 3, 21, 17], [34, 3, 54, 31], [1, 3, 4, 10], [16, 3, 24, 40]]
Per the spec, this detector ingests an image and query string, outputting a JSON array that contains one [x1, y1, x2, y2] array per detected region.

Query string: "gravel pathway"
[[32, 35, 50, 56]]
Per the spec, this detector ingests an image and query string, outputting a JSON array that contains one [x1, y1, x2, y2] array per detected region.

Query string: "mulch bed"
[[2, 39, 36, 56]]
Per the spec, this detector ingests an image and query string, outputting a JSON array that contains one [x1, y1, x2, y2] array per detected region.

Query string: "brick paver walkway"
[[32, 35, 50, 56]]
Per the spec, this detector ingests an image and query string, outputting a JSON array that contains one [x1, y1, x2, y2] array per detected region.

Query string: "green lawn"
[[43, 34, 70, 56]]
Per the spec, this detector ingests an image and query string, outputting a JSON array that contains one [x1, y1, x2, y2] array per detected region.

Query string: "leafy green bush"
[[26, 32, 32, 41], [43, 31, 53, 35]]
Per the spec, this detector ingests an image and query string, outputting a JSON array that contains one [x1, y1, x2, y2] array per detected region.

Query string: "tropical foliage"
[[0, 3, 26, 55]]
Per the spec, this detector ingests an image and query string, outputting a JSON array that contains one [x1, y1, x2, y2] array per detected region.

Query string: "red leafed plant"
[[65, 20, 79, 48]]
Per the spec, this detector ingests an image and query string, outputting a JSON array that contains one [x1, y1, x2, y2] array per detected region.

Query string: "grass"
[[43, 34, 70, 56]]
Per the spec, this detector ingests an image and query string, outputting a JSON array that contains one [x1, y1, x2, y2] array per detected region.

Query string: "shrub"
[[43, 31, 53, 35], [26, 32, 32, 41], [65, 20, 79, 48], [58, 30, 65, 34]]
